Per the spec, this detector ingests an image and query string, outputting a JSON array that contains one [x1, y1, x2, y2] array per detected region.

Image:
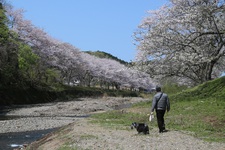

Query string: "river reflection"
[[0, 128, 58, 150]]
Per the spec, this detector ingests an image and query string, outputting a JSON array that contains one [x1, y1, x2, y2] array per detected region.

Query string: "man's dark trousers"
[[156, 109, 166, 132]]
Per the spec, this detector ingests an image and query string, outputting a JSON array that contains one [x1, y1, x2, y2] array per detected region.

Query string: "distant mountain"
[[84, 50, 130, 66]]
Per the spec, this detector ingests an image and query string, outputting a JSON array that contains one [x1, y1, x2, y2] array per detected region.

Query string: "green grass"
[[167, 76, 225, 142], [58, 135, 97, 150], [91, 110, 150, 130], [90, 76, 225, 143], [58, 145, 80, 150], [166, 97, 225, 142]]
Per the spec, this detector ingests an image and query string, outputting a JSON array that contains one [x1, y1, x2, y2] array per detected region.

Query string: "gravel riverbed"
[[0, 97, 146, 133]]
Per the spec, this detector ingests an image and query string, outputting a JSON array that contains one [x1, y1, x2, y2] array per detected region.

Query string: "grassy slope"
[[91, 76, 225, 142], [167, 76, 225, 142]]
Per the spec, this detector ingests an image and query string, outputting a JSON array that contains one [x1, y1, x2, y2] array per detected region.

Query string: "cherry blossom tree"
[[134, 0, 225, 85]]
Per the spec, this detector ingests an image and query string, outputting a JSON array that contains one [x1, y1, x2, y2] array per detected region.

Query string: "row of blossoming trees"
[[2, 2, 154, 91]]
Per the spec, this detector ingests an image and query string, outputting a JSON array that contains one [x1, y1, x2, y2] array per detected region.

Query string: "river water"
[[0, 128, 57, 150], [0, 114, 87, 150]]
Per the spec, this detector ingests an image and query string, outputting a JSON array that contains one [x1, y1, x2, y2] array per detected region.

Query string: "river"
[[0, 127, 57, 150]]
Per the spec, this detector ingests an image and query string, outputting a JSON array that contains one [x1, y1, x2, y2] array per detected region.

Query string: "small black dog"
[[131, 122, 149, 134]]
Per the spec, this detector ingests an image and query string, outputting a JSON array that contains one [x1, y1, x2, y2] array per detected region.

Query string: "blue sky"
[[10, 0, 168, 62]]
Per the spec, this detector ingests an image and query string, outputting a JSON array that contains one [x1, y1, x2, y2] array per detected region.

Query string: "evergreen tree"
[[0, 2, 19, 87], [0, 2, 9, 45]]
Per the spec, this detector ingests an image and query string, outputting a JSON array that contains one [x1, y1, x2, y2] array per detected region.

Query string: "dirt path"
[[28, 119, 225, 150]]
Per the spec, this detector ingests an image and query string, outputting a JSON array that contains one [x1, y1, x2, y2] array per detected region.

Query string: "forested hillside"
[[85, 50, 130, 66]]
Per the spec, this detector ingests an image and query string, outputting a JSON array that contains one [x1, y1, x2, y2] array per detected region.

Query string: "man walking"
[[151, 86, 170, 133]]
